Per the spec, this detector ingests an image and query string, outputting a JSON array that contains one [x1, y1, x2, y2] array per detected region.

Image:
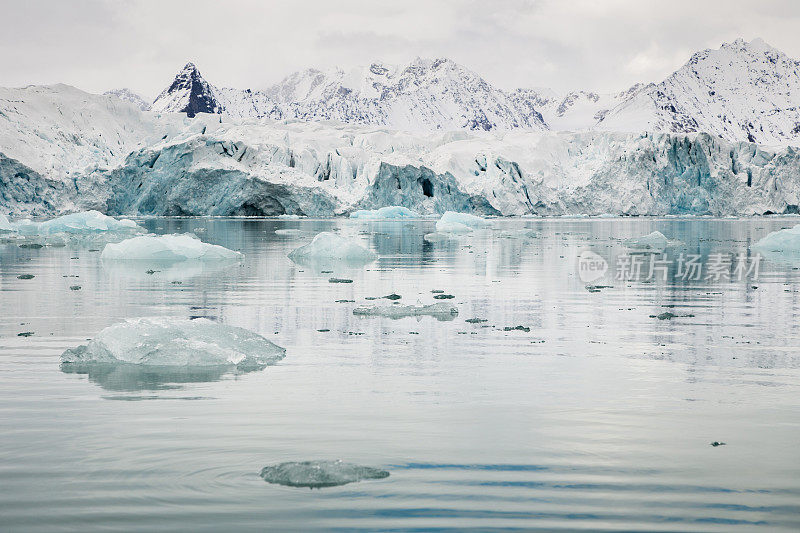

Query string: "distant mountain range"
[[108, 38, 800, 145]]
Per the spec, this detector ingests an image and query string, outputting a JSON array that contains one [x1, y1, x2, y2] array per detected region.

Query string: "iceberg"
[[288, 232, 376, 266], [61, 317, 286, 368], [274, 228, 305, 236], [37, 210, 141, 235], [353, 302, 458, 321], [0, 213, 13, 233], [259, 460, 389, 488], [101, 233, 243, 263], [624, 231, 669, 251], [435, 211, 491, 233], [0, 211, 143, 246], [349, 206, 421, 219], [753, 224, 800, 259]]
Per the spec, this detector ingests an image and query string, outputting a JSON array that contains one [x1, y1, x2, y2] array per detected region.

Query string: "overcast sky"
[[2, 0, 800, 99]]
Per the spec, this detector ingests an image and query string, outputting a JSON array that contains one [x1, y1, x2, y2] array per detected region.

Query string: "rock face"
[[151, 63, 223, 118]]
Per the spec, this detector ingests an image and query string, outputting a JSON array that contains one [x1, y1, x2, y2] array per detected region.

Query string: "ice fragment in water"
[[435, 211, 491, 234], [624, 231, 668, 251], [61, 318, 285, 368], [350, 206, 421, 219], [353, 302, 458, 321], [259, 460, 389, 488], [37, 210, 141, 235], [101, 233, 242, 263], [274, 229, 305, 236], [288, 232, 376, 266], [753, 224, 800, 261]]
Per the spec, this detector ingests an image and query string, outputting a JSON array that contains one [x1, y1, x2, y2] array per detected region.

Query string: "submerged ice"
[[353, 302, 459, 321], [259, 460, 390, 488], [288, 232, 376, 266], [61, 317, 286, 368]]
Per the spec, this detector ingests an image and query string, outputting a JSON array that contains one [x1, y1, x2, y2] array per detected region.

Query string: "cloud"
[[0, 0, 798, 98]]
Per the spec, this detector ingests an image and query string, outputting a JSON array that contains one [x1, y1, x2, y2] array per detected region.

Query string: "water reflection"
[[60, 361, 268, 392]]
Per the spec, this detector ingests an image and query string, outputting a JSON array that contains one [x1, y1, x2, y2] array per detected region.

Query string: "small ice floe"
[[259, 460, 389, 488], [101, 233, 242, 263], [353, 302, 458, 321], [753, 224, 800, 261], [0, 210, 143, 245], [288, 232, 376, 267], [274, 228, 305, 236], [277, 214, 303, 219], [61, 317, 286, 368], [349, 206, 421, 219], [435, 211, 492, 234], [423, 232, 452, 243], [623, 231, 669, 252], [496, 229, 539, 240]]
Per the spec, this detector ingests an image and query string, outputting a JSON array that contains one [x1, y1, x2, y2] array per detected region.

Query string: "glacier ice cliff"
[[3, 85, 800, 217]]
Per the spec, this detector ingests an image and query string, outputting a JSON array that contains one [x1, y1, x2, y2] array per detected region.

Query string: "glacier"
[[4, 81, 800, 218], [349, 206, 421, 219], [61, 317, 286, 369]]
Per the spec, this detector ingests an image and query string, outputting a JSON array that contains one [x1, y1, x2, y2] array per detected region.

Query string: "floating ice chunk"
[[274, 228, 306, 236], [435, 211, 491, 233], [37, 210, 142, 235], [423, 232, 452, 243], [101, 233, 242, 263], [260, 460, 389, 488], [624, 231, 669, 251], [0, 213, 13, 233], [353, 302, 458, 321], [61, 317, 286, 368], [350, 206, 421, 219], [277, 214, 302, 219], [753, 224, 800, 259], [288, 232, 376, 266]]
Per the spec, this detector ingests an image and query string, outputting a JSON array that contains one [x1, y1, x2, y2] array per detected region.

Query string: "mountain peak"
[[151, 62, 222, 118]]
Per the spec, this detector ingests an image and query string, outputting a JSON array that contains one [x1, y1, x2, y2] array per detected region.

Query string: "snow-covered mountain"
[[150, 58, 546, 131], [104, 88, 150, 111], [596, 38, 800, 145], [150, 63, 281, 120], [511, 86, 643, 132], [150, 63, 224, 118], [3, 83, 800, 218], [145, 38, 800, 145], [264, 58, 546, 131]]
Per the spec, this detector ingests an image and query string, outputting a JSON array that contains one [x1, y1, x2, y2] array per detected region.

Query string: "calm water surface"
[[1, 217, 799, 532]]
